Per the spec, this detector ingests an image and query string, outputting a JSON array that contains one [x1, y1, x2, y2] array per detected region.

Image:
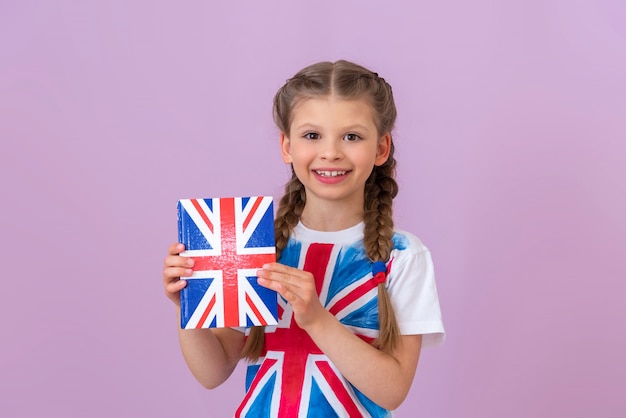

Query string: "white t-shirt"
[[236, 222, 445, 417]]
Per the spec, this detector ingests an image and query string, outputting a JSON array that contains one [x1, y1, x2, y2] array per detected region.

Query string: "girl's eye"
[[304, 132, 320, 140], [343, 133, 362, 142]]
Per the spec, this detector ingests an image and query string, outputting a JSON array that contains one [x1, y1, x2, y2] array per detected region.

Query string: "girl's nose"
[[320, 139, 343, 160]]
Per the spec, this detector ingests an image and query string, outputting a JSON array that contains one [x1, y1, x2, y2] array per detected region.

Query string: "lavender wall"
[[1, 1, 624, 417]]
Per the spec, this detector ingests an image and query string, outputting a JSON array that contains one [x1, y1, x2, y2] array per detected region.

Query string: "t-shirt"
[[235, 222, 445, 417]]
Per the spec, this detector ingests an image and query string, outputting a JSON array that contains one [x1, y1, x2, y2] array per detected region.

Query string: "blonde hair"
[[242, 60, 400, 360]]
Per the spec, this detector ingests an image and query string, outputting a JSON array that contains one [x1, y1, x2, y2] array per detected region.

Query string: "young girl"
[[163, 60, 445, 417]]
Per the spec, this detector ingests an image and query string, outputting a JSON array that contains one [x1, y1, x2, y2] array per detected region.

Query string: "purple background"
[[1, 1, 625, 417]]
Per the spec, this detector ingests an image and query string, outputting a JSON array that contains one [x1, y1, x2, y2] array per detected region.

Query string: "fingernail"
[[187, 258, 194, 267]]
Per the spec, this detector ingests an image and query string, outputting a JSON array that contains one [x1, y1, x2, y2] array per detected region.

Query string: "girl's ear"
[[375, 133, 392, 166], [280, 132, 292, 163]]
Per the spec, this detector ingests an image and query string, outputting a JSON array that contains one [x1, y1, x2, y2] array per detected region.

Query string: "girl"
[[163, 60, 445, 417]]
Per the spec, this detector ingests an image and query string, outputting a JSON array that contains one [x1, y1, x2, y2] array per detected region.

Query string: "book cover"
[[177, 196, 278, 329]]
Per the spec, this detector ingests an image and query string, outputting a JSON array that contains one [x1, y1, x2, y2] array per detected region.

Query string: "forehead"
[[290, 96, 376, 130]]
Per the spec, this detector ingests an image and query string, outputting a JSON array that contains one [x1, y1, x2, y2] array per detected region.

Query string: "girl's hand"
[[256, 263, 327, 329], [163, 242, 194, 306]]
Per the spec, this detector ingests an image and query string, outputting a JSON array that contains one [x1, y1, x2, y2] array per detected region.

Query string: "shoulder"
[[387, 229, 434, 283], [391, 229, 430, 257]]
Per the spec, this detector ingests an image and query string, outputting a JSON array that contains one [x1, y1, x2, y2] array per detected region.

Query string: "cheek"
[[290, 146, 314, 163], [354, 147, 379, 167], [288, 151, 311, 175]]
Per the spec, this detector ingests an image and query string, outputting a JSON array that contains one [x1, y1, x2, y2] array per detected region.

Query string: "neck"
[[299, 201, 364, 232]]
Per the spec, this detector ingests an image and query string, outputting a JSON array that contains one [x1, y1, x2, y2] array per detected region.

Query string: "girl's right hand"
[[163, 242, 195, 306]]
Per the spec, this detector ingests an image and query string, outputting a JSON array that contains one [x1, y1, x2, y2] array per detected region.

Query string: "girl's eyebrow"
[[294, 123, 372, 133], [293, 123, 321, 131], [342, 124, 371, 133]]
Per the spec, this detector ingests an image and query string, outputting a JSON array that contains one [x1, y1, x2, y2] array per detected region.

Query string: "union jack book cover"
[[177, 196, 278, 329]]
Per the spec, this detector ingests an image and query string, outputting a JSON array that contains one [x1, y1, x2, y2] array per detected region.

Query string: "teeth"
[[316, 170, 346, 177]]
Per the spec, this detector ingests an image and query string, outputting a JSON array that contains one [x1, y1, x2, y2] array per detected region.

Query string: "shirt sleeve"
[[387, 236, 445, 347]]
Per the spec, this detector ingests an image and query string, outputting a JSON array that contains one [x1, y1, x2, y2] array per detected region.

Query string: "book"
[[177, 196, 278, 329]]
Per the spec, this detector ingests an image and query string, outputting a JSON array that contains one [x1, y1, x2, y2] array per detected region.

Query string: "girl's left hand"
[[256, 263, 326, 329]]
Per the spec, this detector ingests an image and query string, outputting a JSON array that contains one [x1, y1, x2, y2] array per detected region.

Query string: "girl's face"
[[281, 96, 391, 212]]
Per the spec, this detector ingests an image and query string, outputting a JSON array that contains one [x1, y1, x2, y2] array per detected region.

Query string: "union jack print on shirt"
[[236, 238, 392, 418], [177, 196, 278, 329]]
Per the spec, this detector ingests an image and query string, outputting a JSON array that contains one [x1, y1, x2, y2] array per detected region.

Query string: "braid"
[[242, 172, 305, 361], [363, 147, 401, 353], [274, 172, 307, 259]]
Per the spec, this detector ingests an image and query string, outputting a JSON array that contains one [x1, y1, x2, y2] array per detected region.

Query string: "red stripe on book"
[[191, 199, 214, 234], [197, 294, 216, 328], [246, 292, 268, 326], [243, 196, 263, 230]]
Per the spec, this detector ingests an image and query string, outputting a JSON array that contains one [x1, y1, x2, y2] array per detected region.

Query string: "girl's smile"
[[312, 169, 350, 184]]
